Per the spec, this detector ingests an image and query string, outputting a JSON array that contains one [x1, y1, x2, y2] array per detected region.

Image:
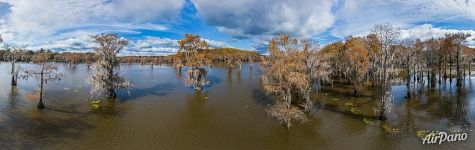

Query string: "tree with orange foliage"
[[177, 33, 210, 90], [261, 34, 331, 128], [343, 36, 370, 96], [320, 41, 345, 80]]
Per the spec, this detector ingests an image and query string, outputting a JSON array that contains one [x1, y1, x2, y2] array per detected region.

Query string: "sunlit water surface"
[[0, 62, 474, 150]]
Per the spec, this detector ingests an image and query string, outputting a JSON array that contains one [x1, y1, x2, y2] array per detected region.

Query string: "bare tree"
[[370, 23, 401, 120], [444, 33, 471, 86], [0, 36, 23, 86], [8, 47, 23, 86], [398, 39, 417, 98], [424, 38, 440, 88], [24, 52, 63, 109], [88, 34, 132, 99]]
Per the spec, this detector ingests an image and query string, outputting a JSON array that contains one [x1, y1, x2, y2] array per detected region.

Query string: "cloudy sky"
[[0, 0, 474, 55]]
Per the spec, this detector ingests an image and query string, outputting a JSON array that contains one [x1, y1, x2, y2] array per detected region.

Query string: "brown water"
[[0, 62, 474, 150]]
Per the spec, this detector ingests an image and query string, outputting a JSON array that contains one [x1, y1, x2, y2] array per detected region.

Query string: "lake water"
[[0, 62, 474, 150]]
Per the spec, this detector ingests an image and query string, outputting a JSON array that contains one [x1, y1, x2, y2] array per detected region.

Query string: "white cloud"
[[401, 24, 475, 47], [16, 35, 231, 56], [330, 0, 475, 38], [401, 24, 475, 40], [0, 0, 184, 44], [192, 0, 335, 39], [203, 38, 229, 48]]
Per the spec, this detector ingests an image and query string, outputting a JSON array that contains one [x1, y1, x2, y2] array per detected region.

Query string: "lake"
[[0, 62, 474, 149]]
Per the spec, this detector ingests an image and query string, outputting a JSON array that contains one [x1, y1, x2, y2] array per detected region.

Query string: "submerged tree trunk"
[[449, 56, 453, 81], [406, 59, 411, 98], [106, 68, 117, 99], [106, 88, 116, 99], [431, 69, 436, 87], [11, 63, 17, 86], [37, 68, 45, 109], [456, 46, 462, 87], [438, 58, 442, 84], [469, 61, 472, 75], [444, 56, 448, 79], [379, 56, 388, 121]]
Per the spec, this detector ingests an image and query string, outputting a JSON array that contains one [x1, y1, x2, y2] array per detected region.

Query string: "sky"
[[0, 0, 475, 56]]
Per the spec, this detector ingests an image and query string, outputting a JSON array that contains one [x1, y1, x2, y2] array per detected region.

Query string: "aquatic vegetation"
[[382, 123, 400, 134], [344, 101, 356, 107], [90, 99, 101, 109], [350, 107, 362, 115], [416, 130, 430, 139], [362, 117, 376, 125]]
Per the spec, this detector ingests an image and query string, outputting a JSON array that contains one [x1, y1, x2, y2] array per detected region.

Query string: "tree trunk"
[[37, 68, 45, 109], [106, 88, 116, 99], [11, 63, 17, 86], [106, 68, 117, 99], [406, 59, 411, 98], [456, 46, 462, 87], [449, 56, 452, 81], [379, 54, 388, 121], [438, 58, 442, 84], [426, 68, 430, 88], [469, 61, 472, 75], [431, 69, 436, 87], [444, 56, 448, 79]]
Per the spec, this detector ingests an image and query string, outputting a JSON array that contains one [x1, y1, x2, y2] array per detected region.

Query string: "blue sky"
[[0, 0, 475, 55]]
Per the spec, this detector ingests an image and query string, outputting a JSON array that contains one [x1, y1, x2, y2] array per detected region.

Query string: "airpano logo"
[[422, 131, 468, 144]]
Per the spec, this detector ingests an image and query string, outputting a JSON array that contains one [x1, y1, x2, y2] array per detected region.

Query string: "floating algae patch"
[[331, 98, 339, 101], [64, 87, 71, 91], [345, 101, 356, 107], [363, 117, 376, 125], [350, 107, 362, 115], [90, 100, 101, 109], [382, 123, 400, 134], [416, 130, 430, 139]]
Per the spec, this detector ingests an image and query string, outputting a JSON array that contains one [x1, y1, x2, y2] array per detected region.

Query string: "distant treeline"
[[0, 47, 262, 65]]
